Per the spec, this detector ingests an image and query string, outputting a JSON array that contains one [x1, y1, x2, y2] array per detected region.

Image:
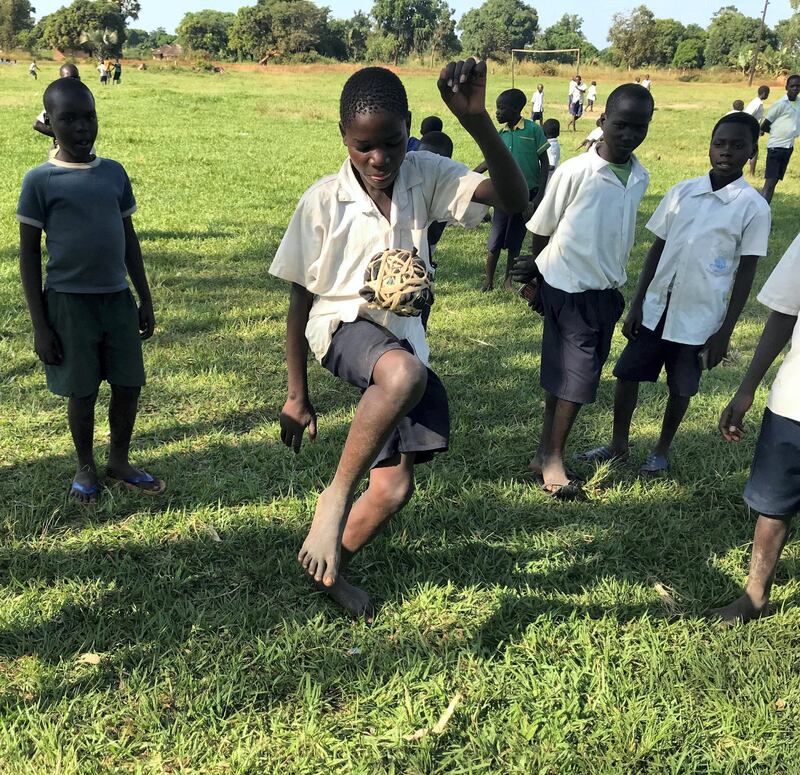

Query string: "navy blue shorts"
[[321, 318, 449, 467], [765, 147, 793, 180], [743, 408, 800, 518], [487, 189, 536, 254], [539, 280, 625, 405], [569, 101, 583, 118], [612, 310, 703, 397], [531, 111, 543, 122]]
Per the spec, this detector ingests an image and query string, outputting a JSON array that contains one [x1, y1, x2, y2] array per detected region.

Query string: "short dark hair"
[[418, 130, 453, 158], [712, 111, 760, 147], [605, 83, 654, 118], [758, 85, 770, 97], [542, 118, 560, 138], [59, 63, 80, 79], [420, 115, 443, 135], [339, 67, 409, 127], [732, 99, 745, 111], [43, 77, 94, 111], [787, 74, 800, 84], [497, 88, 527, 112]]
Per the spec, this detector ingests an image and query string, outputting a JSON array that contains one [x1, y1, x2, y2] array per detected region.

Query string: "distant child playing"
[[29, 60, 38, 79], [33, 63, 81, 142], [478, 88, 549, 292], [576, 118, 603, 151], [270, 62, 528, 618], [587, 81, 598, 112], [567, 75, 587, 132], [112, 59, 122, 85], [761, 74, 800, 204], [531, 84, 544, 125], [744, 85, 770, 177], [512, 84, 654, 500], [707, 233, 800, 624], [17, 78, 161, 504], [577, 112, 770, 477], [543, 118, 560, 171]]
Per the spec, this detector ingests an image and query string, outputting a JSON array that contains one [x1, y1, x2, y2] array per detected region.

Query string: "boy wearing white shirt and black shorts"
[[531, 83, 544, 125], [512, 83, 653, 500], [578, 112, 771, 477], [708, 233, 800, 624], [761, 74, 800, 203]]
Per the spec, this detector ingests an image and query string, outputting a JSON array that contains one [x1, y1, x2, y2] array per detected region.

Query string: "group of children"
[[16, 61, 800, 627]]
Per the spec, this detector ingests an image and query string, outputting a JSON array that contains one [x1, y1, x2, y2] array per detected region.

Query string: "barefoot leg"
[[482, 250, 500, 292], [651, 391, 690, 459], [707, 515, 792, 624], [762, 177, 778, 204], [530, 392, 556, 475], [541, 396, 582, 489], [299, 351, 427, 587], [68, 392, 99, 503]]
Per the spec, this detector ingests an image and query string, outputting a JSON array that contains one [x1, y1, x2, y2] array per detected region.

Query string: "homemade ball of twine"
[[359, 247, 434, 317]]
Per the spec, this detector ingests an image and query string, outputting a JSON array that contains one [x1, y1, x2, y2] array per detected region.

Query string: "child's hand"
[[437, 58, 487, 122], [719, 391, 753, 442], [138, 300, 156, 339], [622, 304, 643, 341], [511, 254, 538, 284], [33, 325, 62, 365], [280, 396, 317, 453], [703, 330, 730, 369]]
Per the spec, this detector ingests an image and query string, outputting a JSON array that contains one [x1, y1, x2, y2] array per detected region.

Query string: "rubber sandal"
[[542, 479, 587, 502], [574, 445, 629, 464], [69, 479, 100, 504], [639, 454, 668, 478], [107, 470, 165, 495]]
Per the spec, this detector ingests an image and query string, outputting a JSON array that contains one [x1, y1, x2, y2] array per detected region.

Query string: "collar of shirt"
[[499, 118, 525, 133], [687, 173, 748, 204], [587, 145, 646, 188], [334, 157, 423, 216]]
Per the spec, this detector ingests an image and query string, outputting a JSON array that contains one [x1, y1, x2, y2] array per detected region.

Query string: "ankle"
[[743, 587, 769, 610]]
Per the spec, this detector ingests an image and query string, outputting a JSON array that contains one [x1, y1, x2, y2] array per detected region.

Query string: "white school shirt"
[[642, 174, 771, 345], [642, 79, 652, 91], [269, 152, 487, 365], [97, 63, 108, 76], [568, 80, 577, 101], [764, 95, 800, 149], [531, 90, 544, 113], [527, 146, 649, 293], [587, 85, 597, 101], [573, 82, 587, 105], [547, 138, 560, 168], [757, 233, 800, 422], [744, 96, 765, 123], [586, 126, 603, 143]]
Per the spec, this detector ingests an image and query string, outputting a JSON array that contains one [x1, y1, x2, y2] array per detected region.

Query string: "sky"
[[32, 1, 795, 49]]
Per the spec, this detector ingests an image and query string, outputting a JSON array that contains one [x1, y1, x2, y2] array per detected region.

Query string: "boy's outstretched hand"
[[280, 397, 317, 453], [438, 58, 487, 121], [719, 391, 753, 442]]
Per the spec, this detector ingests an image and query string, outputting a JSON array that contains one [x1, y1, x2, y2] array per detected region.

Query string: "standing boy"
[[29, 60, 38, 79], [707, 233, 800, 624], [531, 84, 544, 125], [512, 84, 654, 500], [112, 59, 122, 85], [478, 88, 549, 292], [567, 75, 587, 132], [761, 74, 800, 204], [577, 113, 770, 476], [745, 85, 770, 177], [587, 81, 598, 112], [271, 62, 528, 618], [17, 78, 161, 503]]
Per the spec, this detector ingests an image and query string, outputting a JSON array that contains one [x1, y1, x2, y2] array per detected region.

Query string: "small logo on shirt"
[[707, 256, 729, 275]]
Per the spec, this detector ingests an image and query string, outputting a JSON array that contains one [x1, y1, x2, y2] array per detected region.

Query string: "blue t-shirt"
[[16, 157, 137, 293]]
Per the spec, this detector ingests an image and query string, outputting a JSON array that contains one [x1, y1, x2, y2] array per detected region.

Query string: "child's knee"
[[375, 350, 428, 403], [373, 472, 415, 514], [110, 384, 141, 399]]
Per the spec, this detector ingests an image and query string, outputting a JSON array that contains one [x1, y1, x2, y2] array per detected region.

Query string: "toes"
[[307, 558, 318, 578], [314, 560, 327, 583]]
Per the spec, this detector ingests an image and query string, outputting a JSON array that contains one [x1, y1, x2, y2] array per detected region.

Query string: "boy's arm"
[[720, 309, 797, 441], [19, 223, 62, 365], [510, 232, 550, 284], [33, 120, 54, 138], [280, 282, 317, 453], [622, 237, 666, 340], [438, 59, 528, 213], [703, 255, 759, 368], [122, 216, 155, 339], [531, 151, 549, 210], [473, 161, 488, 174]]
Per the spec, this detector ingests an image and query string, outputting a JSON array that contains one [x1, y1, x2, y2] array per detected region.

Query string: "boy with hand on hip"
[[577, 113, 771, 477], [17, 78, 162, 504], [707, 233, 800, 624], [271, 61, 528, 619], [512, 84, 653, 500]]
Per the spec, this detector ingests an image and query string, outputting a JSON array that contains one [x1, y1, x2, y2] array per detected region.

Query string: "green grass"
[[1, 62, 800, 773]]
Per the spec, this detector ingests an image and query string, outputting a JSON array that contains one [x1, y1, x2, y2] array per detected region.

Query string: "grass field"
[[2, 62, 800, 773]]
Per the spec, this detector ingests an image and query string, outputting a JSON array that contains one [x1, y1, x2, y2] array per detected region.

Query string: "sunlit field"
[[1, 61, 800, 772]]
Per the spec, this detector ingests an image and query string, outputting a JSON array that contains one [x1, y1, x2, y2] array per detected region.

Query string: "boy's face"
[[537, 85, 543, 92], [46, 88, 98, 162], [759, 87, 770, 99], [495, 97, 521, 126], [786, 77, 800, 100], [710, 123, 755, 175], [600, 98, 651, 160], [340, 109, 408, 192]]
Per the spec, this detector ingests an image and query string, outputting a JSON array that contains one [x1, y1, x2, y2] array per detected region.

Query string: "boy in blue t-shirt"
[[17, 78, 162, 504]]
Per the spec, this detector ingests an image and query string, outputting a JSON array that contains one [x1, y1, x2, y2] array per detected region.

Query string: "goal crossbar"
[[511, 48, 581, 88]]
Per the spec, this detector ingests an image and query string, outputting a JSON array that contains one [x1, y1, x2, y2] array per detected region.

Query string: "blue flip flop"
[[69, 479, 99, 503], [107, 470, 165, 495], [639, 453, 669, 478]]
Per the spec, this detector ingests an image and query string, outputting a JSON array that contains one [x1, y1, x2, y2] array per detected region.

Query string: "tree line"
[[1, 0, 798, 75]]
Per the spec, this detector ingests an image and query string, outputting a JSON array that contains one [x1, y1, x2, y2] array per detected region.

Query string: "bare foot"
[[503, 277, 515, 292], [541, 456, 570, 490], [298, 487, 352, 587], [528, 453, 543, 476], [705, 593, 769, 626], [314, 575, 375, 622]]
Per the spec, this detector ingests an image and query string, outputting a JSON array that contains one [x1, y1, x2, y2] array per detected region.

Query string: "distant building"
[[152, 44, 183, 60]]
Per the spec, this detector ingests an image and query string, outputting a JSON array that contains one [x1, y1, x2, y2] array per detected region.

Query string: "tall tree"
[[458, 0, 538, 61], [775, 0, 800, 57], [40, 0, 127, 56], [704, 6, 775, 67], [672, 37, 704, 69], [371, 0, 440, 63], [651, 18, 685, 67], [607, 5, 657, 68], [0, 0, 35, 50], [537, 14, 598, 62], [177, 9, 235, 56], [114, 0, 139, 22]]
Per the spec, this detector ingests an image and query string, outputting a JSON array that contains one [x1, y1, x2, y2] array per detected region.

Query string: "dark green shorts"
[[44, 289, 145, 398]]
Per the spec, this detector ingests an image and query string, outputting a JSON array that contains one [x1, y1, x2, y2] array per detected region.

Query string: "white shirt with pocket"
[[744, 96, 765, 123], [642, 174, 771, 345], [757, 232, 800, 422], [269, 152, 488, 365], [527, 146, 649, 293], [764, 95, 800, 149], [531, 90, 544, 113]]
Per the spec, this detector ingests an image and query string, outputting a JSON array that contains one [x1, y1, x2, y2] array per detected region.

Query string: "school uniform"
[[743, 234, 800, 517], [585, 126, 603, 144], [269, 151, 488, 466], [531, 90, 544, 122], [527, 146, 649, 404], [587, 85, 597, 107], [546, 137, 560, 170], [569, 83, 586, 117], [614, 174, 771, 396], [764, 95, 800, 180], [744, 96, 765, 123]]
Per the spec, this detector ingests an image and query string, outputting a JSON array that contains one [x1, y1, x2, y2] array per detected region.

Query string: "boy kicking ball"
[[707, 233, 800, 624], [17, 78, 162, 504], [271, 61, 528, 618], [577, 112, 771, 477]]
